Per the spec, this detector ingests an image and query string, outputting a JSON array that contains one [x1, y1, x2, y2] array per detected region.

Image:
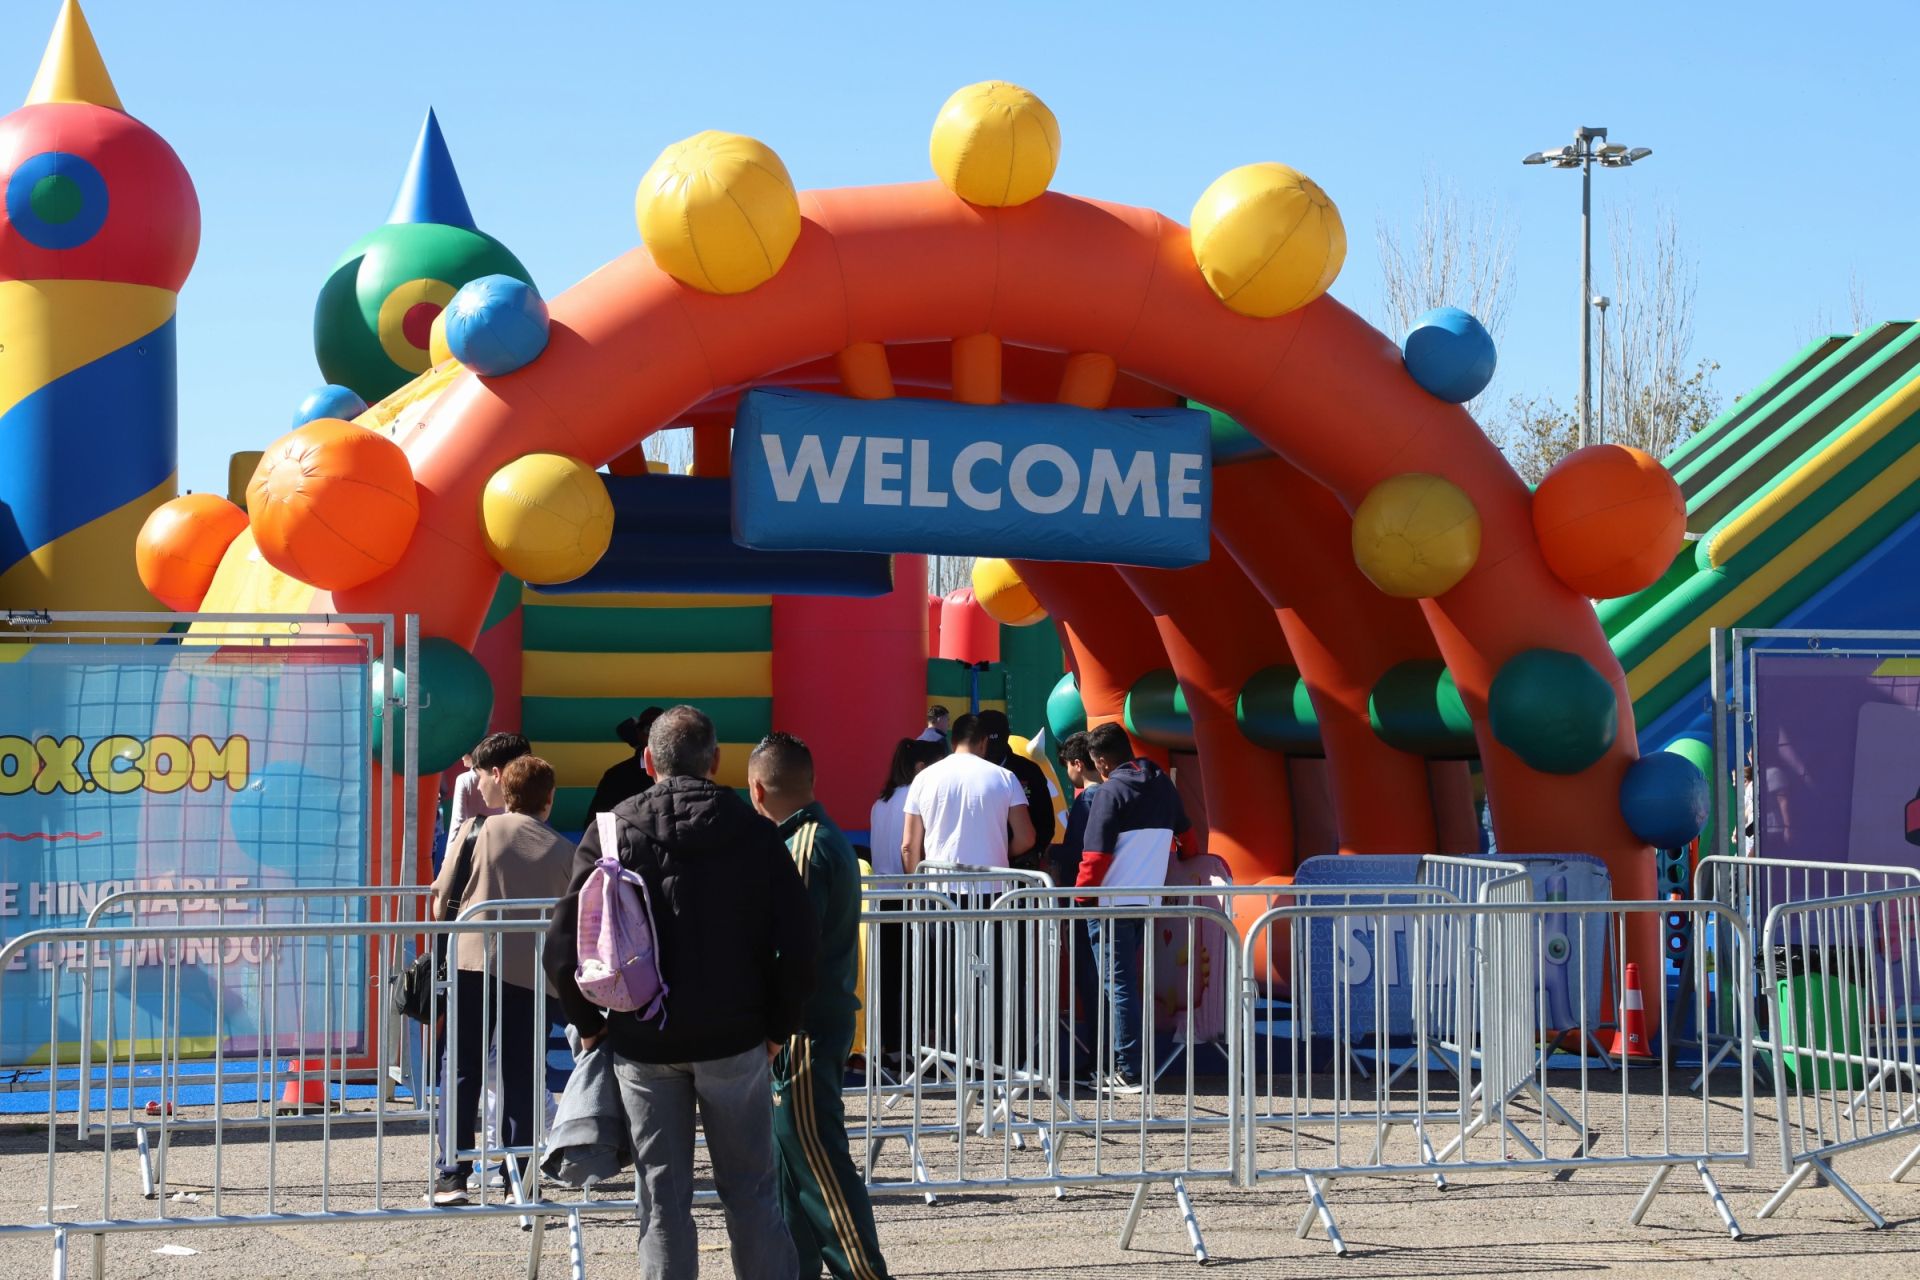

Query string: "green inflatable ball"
[[369, 636, 495, 775], [1045, 670, 1086, 743], [1488, 648, 1617, 775]]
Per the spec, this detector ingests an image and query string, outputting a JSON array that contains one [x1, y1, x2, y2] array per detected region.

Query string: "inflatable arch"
[[175, 84, 1658, 921]]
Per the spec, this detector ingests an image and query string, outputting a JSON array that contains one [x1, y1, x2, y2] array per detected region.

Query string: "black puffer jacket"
[[544, 775, 819, 1064]]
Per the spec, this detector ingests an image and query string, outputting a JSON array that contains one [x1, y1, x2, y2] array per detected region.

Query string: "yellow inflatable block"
[[481, 453, 614, 585], [636, 131, 800, 295], [1190, 163, 1345, 318], [1350, 473, 1481, 598], [524, 649, 772, 700], [971, 557, 1047, 626], [929, 81, 1060, 208]]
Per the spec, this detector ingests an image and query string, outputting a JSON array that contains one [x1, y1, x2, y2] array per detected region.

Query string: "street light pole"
[[1524, 129, 1652, 452], [1593, 295, 1611, 444], [1580, 140, 1593, 447]]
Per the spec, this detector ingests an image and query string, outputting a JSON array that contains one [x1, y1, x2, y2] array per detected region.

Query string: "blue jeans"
[[1089, 918, 1146, 1081]]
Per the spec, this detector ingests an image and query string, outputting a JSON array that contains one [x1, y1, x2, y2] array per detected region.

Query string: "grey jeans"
[[610, 1045, 798, 1280]]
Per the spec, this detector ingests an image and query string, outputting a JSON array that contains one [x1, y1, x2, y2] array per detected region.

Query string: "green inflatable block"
[[370, 636, 495, 775], [1489, 648, 1617, 775]]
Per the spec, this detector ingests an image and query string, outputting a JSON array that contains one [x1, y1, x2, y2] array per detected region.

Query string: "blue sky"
[[7, 0, 1913, 495]]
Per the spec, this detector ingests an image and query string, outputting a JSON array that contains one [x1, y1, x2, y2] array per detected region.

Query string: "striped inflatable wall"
[[519, 586, 774, 832]]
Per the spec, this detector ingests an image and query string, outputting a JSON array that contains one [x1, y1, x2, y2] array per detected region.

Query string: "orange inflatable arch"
[[189, 101, 1654, 926]]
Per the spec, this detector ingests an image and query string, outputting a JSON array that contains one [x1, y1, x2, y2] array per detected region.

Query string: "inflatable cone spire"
[[387, 108, 476, 228], [26, 0, 122, 110], [1608, 961, 1654, 1060]]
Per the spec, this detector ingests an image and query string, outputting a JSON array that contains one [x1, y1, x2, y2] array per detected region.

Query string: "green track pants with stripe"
[[772, 1030, 891, 1280]]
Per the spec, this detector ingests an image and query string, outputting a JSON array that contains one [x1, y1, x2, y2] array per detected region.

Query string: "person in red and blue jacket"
[[1074, 723, 1192, 1091]]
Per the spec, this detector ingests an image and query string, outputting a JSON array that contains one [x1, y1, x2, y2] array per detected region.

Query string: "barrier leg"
[[1171, 1177, 1208, 1264], [49, 1227, 65, 1280], [1117, 1182, 1150, 1251], [1757, 1161, 1815, 1219], [1415, 1122, 1450, 1191], [1697, 1160, 1743, 1239], [909, 1136, 937, 1205], [1627, 1162, 1672, 1226], [135, 1127, 155, 1200], [1810, 1156, 1888, 1229], [1888, 1138, 1920, 1184], [525, 1211, 544, 1280], [568, 1209, 587, 1280], [1298, 1173, 1348, 1257]]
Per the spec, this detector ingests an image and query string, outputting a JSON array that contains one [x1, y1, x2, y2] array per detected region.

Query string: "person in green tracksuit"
[[748, 732, 893, 1280]]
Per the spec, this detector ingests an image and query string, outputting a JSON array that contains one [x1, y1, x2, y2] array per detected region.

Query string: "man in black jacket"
[[545, 705, 816, 1280], [976, 710, 1056, 862]]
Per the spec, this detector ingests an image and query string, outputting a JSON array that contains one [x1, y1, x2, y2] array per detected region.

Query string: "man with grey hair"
[[547, 705, 818, 1279]]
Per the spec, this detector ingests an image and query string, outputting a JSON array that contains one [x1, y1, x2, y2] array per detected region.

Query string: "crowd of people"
[[425, 700, 1191, 1278]]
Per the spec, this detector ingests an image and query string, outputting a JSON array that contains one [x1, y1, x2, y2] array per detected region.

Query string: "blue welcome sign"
[[731, 389, 1212, 568]]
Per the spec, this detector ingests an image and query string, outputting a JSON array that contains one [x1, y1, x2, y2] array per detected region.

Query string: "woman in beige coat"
[[429, 755, 575, 1205]]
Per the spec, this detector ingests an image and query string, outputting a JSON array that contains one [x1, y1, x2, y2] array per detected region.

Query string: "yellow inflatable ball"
[[972, 556, 1047, 626], [1190, 163, 1346, 318], [1351, 473, 1482, 598], [428, 310, 454, 367], [480, 453, 615, 584], [636, 131, 801, 294], [929, 80, 1060, 208]]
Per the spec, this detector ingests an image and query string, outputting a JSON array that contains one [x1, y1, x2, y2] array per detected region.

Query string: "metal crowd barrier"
[[849, 895, 1238, 1262], [1, 914, 645, 1280], [1240, 897, 1754, 1256], [73, 884, 436, 1181], [0, 865, 1804, 1277], [1756, 885, 1920, 1227]]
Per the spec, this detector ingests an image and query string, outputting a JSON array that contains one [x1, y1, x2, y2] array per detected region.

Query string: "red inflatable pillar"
[[772, 555, 928, 831], [1213, 458, 1442, 854], [1120, 542, 1297, 883], [1010, 560, 1170, 764]]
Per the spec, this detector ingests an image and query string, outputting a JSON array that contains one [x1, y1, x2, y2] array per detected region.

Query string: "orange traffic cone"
[[1607, 963, 1654, 1059], [278, 1059, 331, 1112]]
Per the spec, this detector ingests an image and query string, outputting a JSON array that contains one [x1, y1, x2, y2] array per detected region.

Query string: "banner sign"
[[1753, 652, 1920, 871], [0, 644, 369, 1064], [1290, 854, 1609, 1036], [731, 389, 1212, 568]]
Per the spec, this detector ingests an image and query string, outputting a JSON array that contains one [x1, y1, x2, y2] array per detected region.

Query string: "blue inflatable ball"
[[292, 383, 370, 427], [369, 636, 495, 775], [1619, 751, 1710, 848], [1402, 307, 1497, 403], [445, 274, 549, 376]]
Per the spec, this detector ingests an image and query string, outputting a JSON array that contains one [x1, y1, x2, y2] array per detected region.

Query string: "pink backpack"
[[574, 812, 669, 1023]]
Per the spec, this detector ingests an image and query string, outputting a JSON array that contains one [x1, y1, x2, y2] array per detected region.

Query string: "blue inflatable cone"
[[387, 108, 476, 229]]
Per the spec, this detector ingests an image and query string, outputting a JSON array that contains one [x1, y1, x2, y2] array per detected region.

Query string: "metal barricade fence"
[[1696, 855, 1920, 1076], [0, 914, 646, 1280], [1241, 897, 1754, 1256], [74, 884, 436, 1156], [1757, 885, 1920, 1227], [850, 896, 1237, 1262]]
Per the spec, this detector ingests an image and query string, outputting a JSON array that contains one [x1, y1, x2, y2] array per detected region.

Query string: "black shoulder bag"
[[390, 815, 486, 1023]]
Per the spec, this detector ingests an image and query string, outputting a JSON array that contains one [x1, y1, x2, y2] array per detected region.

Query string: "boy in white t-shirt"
[[902, 713, 1035, 889]]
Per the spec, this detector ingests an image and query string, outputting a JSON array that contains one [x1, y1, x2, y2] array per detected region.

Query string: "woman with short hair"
[[429, 755, 575, 1205]]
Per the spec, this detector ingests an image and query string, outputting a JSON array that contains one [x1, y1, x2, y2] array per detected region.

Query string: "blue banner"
[[731, 389, 1212, 568], [0, 645, 369, 1065]]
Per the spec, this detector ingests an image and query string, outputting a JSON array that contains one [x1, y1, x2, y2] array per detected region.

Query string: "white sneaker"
[[1103, 1072, 1144, 1096]]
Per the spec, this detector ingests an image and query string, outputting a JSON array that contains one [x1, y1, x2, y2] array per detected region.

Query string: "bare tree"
[[928, 555, 976, 598], [1375, 172, 1516, 412], [1598, 206, 1720, 461], [1494, 205, 1719, 477], [643, 426, 695, 474], [1803, 268, 1873, 341]]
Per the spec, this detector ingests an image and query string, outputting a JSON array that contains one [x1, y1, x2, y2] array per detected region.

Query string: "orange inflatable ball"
[[246, 419, 420, 591], [135, 493, 249, 611], [1532, 444, 1686, 598]]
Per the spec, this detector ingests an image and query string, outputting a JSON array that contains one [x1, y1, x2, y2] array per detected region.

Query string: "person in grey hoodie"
[[544, 706, 818, 1280]]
